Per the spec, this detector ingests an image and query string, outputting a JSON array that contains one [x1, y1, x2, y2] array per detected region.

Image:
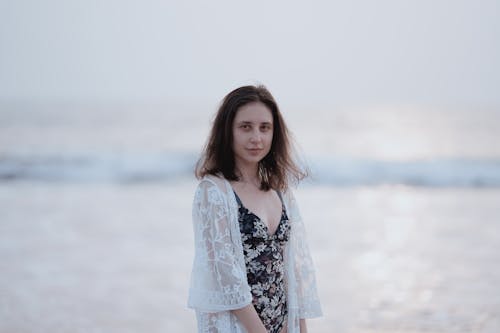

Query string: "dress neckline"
[[232, 189, 285, 238]]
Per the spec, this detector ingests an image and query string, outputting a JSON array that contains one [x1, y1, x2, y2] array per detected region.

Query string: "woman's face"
[[232, 101, 274, 169]]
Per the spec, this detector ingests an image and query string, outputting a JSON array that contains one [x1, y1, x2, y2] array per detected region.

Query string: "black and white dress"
[[233, 190, 290, 333]]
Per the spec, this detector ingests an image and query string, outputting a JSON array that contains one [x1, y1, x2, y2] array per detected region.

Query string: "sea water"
[[1, 102, 499, 332]]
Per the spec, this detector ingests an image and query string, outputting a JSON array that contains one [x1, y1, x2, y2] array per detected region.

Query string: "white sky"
[[1, 0, 499, 108]]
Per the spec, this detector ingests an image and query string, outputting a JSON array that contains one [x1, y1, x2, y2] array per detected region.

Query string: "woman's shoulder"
[[193, 174, 233, 208], [279, 186, 300, 214], [196, 173, 229, 193], [280, 185, 296, 201]]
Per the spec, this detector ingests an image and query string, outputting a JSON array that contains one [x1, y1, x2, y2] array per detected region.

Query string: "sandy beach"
[[1, 180, 499, 332]]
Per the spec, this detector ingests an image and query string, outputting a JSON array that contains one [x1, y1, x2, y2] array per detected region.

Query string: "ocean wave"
[[0, 152, 196, 184], [1, 153, 499, 187], [307, 156, 500, 187]]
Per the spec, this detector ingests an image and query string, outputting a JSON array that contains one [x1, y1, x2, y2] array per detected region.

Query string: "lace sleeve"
[[286, 190, 323, 319], [188, 179, 253, 312]]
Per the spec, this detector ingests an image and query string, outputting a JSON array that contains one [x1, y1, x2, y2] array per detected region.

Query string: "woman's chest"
[[232, 187, 283, 235]]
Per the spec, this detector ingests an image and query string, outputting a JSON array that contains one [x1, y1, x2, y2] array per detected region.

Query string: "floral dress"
[[233, 190, 291, 333]]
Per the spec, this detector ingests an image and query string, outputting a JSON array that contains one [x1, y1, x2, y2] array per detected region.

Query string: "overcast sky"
[[1, 0, 499, 108]]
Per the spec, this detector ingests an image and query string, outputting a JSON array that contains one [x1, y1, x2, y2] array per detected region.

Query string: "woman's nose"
[[250, 130, 262, 142]]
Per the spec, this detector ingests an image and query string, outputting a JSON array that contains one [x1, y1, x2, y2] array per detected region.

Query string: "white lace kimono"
[[188, 174, 322, 332]]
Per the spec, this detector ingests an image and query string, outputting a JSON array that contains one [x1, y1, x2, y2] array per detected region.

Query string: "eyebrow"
[[237, 121, 273, 125]]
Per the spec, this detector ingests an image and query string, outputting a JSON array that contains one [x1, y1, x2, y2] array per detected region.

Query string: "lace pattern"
[[188, 178, 252, 312], [188, 175, 322, 332]]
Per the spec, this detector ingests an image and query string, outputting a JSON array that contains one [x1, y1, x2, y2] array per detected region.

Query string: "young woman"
[[188, 85, 322, 333]]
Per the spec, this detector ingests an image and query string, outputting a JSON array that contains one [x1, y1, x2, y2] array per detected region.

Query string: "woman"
[[188, 85, 322, 333]]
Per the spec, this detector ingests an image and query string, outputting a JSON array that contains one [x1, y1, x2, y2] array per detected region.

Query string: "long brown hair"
[[195, 85, 307, 191]]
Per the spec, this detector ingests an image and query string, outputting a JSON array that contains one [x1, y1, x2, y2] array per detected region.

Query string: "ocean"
[[1, 102, 499, 332]]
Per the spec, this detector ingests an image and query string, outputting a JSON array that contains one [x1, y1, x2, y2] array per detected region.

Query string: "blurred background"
[[1, 0, 499, 332]]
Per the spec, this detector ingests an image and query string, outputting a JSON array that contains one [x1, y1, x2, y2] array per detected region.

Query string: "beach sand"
[[1, 180, 499, 332]]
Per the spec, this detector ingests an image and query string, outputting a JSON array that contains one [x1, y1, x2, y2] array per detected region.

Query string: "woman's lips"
[[247, 148, 263, 155]]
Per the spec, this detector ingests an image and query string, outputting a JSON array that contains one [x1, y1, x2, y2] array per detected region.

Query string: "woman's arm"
[[231, 304, 267, 333]]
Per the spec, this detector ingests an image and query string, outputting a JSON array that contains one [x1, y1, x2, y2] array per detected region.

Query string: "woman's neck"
[[234, 162, 260, 187]]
